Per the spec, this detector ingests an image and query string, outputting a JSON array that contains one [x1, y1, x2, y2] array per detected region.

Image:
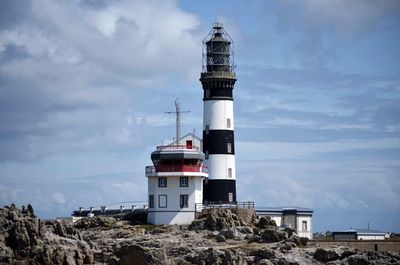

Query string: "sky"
[[0, 0, 399, 233]]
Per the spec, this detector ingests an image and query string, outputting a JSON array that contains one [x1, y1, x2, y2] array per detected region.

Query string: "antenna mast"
[[165, 98, 190, 145]]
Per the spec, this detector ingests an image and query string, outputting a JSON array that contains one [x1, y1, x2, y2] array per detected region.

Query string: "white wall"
[[358, 234, 385, 240], [204, 154, 236, 180], [203, 100, 234, 130], [296, 216, 313, 239], [147, 175, 204, 225]]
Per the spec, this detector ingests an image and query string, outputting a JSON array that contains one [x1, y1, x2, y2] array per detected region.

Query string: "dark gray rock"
[[250, 247, 276, 259], [256, 216, 277, 229], [346, 254, 369, 265], [313, 248, 340, 262], [116, 244, 165, 265]]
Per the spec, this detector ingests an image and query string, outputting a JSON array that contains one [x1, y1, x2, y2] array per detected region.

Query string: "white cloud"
[[52, 192, 66, 204]]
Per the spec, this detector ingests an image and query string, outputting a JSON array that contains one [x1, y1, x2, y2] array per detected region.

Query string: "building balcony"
[[156, 144, 199, 151], [145, 165, 208, 177]]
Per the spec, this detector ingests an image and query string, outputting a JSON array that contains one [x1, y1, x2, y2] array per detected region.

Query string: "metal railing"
[[195, 201, 255, 212], [145, 165, 208, 174], [156, 145, 200, 151]]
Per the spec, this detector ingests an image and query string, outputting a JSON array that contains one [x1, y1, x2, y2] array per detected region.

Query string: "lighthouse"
[[201, 23, 237, 203]]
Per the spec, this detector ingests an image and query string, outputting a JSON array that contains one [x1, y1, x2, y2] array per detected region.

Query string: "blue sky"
[[0, 0, 399, 232]]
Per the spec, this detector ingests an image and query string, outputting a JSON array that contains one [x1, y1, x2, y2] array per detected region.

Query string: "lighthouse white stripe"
[[203, 100, 234, 130], [204, 154, 236, 180]]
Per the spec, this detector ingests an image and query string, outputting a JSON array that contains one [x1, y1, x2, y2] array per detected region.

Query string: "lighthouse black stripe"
[[203, 179, 236, 203], [203, 130, 234, 155], [203, 87, 233, 100]]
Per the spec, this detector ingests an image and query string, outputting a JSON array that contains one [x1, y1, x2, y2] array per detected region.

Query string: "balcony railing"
[[146, 165, 208, 174], [156, 145, 200, 151]]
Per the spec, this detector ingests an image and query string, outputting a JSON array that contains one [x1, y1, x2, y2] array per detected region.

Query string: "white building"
[[332, 228, 386, 240], [146, 133, 208, 225], [256, 207, 313, 239]]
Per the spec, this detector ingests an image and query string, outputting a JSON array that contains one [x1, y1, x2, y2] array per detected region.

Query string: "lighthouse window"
[[227, 118, 231, 128], [227, 143, 232, 153], [228, 168, 232, 178], [180, 177, 188, 187], [205, 125, 209, 135], [159, 195, 167, 208], [149, 195, 154, 208], [205, 150, 209, 159], [180, 194, 189, 208], [158, 177, 167, 187]]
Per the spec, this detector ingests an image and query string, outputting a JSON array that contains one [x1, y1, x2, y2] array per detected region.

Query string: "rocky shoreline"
[[0, 205, 399, 265]]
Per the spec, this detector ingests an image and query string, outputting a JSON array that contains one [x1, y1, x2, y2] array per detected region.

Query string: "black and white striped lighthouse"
[[201, 23, 237, 203]]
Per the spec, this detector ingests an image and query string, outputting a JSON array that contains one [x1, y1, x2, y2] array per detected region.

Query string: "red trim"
[[146, 165, 208, 173]]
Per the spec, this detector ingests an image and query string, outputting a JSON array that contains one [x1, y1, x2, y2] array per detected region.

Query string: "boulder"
[[346, 254, 369, 265], [116, 244, 165, 265], [256, 216, 277, 229], [313, 248, 340, 262], [261, 229, 287, 243], [250, 247, 276, 259]]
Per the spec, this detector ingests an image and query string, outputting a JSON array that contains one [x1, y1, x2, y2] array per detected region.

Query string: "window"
[[205, 125, 210, 135], [149, 195, 154, 208], [302, 221, 308, 231], [228, 192, 233, 202], [180, 194, 188, 208], [205, 88, 210, 98], [205, 150, 209, 159], [159, 195, 167, 208], [158, 177, 167, 187], [228, 168, 232, 178], [180, 177, 188, 187], [227, 143, 232, 153], [227, 118, 231, 128]]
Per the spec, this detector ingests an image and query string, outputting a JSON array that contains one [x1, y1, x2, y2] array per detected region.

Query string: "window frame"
[[158, 194, 167, 208], [149, 195, 154, 208], [158, 177, 167, 187], [302, 220, 308, 231], [180, 177, 189, 187], [180, 194, 189, 208]]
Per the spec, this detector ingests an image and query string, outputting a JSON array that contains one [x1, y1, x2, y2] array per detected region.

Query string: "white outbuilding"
[[256, 207, 313, 239]]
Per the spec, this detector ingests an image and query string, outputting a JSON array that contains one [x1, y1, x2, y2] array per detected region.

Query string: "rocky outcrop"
[[2, 205, 400, 265], [116, 244, 165, 265], [0, 205, 93, 265], [74, 216, 116, 229]]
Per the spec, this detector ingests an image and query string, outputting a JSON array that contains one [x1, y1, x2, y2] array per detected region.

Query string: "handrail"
[[195, 201, 255, 212], [156, 145, 200, 151], [145, 165, 208, 174]]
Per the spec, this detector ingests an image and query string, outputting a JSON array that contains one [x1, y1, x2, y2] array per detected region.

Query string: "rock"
[[219, 228, 241, 239], [116, 244, 165, 265], [256, 259, 274, 265], [216, 234, 226, 242], [188, 219, 205, 230], [205, 209, 241, 231], [185, 247, 244, 265], [313, 248, 340, 262], [261, 228, 287, 242], [238, 226, 253, 234], [256, 216, 277, 229], [250, 247, 276, 259], [341, 249, 357, 259], [346, 254, 369, 265], [74, 216, 116, 229], [298, 237, 308, 246], [283, 227, 296, 237]]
